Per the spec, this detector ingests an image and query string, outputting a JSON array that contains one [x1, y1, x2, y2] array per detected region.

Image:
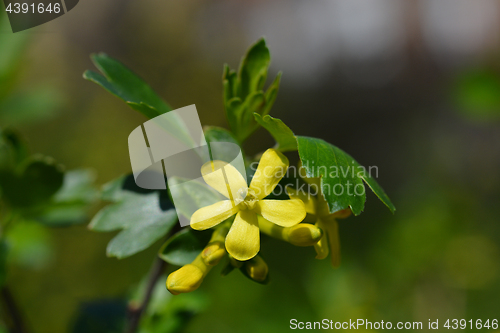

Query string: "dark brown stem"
[[1, 287, 27, 333], [124, 257, 167, 333]]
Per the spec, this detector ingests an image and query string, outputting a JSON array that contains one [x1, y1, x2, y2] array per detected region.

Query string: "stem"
[[1, 287, 27, 333], [124, 257, 167, 333]]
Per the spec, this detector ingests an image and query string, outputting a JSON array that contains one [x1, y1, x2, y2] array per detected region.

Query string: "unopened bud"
[[166, 264, 204, 295], [284, 223, 323, 247], [202, 241, 225, 266], [244, 255, 269, 283]]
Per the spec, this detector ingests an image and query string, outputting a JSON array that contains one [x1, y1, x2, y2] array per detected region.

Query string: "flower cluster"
[[166, 149, 352, 295]]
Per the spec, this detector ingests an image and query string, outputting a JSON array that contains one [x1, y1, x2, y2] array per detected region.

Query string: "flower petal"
[[254, 199, 306, 227], [190, 200, 239, 230], [313, 220, 329, 259], [286, 187, 316, 215], [201, 160, 248, 202], [249, 149, 288, 200], [225, 210, 259, 261]]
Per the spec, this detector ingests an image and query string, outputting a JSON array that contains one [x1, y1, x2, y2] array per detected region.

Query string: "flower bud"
[[244, 255, 269, 283], [202, 241, 225, 266], [166, 264, 204, 295], [284, 223, 323, 247]]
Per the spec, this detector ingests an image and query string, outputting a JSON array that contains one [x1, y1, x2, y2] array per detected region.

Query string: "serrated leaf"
[[83, 53, 172, 118], [106, 208, 177, 259], [37, 169, 98, 226], [228, 91, 266, 143], [238, 38, 271, 99], [0, 156, 64, 208], [355, 162, 396, 214], [254, 115, 395, 214], [260, 72, 282, 117], [297, 136, 395, 215], [254, 113, 297, 152], [89, 174, 178, 259], [21, 157, 65, 205], [223, 64, 237, 101], [223, 38, 281, 143], [158, 228, 211, 266]]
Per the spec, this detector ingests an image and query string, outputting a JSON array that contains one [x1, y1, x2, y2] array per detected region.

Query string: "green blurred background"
[[1, 0, 500, 332]]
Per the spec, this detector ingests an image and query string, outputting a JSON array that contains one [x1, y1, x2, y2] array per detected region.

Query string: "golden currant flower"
[[190, 148, 306, 261], [287, 166, 352, 267]]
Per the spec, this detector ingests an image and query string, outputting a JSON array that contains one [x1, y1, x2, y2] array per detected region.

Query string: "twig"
[[124, 257, 167, 333], [1, 287, 27, 333]]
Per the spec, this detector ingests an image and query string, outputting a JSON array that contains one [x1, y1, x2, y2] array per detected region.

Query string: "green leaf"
[[158, 228, 211, 266], [254, 113, 297, 152], [237, 38, 271, 99], [0, 128, 29, 169], [297, 136, 395, 215], [0, 155, 64, 208], [37, 169, 98, 226], [203, 126, 242, 162], [254, 114, 395, 214], [260, 71, 282, 117], [355, 164, 396, 214], [167, 177, 222, 220], [204, 126, 239, 147], [83, 53, 172, 118], [223, 38, 282, 143], [89, 174, 178, 259]]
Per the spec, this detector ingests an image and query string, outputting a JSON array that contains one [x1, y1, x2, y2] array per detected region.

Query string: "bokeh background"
[[1, 0, 500, 332]]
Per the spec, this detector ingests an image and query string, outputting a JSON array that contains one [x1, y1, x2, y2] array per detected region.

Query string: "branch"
[[124, 256, 167, 333], [1, 287, 27, 333]]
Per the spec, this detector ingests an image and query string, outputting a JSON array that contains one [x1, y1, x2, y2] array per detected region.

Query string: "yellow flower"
[[190, 149, 306, 261], [287, 168, 352, 267]]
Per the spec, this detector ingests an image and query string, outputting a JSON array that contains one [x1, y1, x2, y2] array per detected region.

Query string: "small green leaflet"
[[37, 169, 99, 226], [254, 113, 297, 152], [83, 53, 172, 118], [89, 175, 178, 259], [223, 39, 282, 143], [255, 115, 395, 215], [0, 155, 64, 208]]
